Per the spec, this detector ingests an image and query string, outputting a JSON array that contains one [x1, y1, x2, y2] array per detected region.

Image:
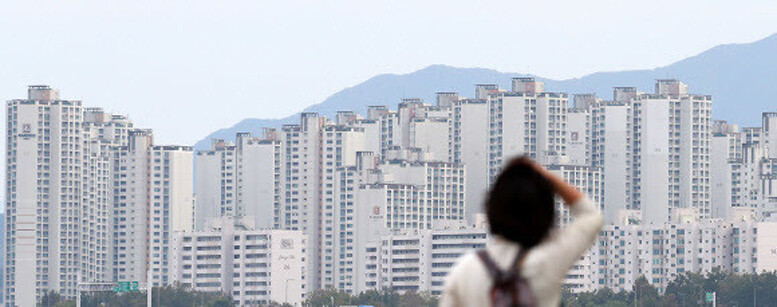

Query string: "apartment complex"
[[5, 86, 193, 305], [596, 212, 777, 293], [190, 78, 724, 296], [9, 76, 777, 304], [350, 213, 777, 296]]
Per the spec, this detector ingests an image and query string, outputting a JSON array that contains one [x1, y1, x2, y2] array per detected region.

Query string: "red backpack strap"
[[509, 248, 528, 272], [478, 249, 533, 307]]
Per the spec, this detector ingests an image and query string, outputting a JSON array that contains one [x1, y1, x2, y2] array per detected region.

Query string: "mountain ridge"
[[195, 33, 777, 150]]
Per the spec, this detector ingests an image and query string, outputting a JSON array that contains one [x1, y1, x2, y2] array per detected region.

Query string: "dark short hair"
[[485, 156, 555, 249]]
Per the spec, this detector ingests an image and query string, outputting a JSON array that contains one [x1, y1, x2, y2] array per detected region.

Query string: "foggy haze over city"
[[1, 1, 776, 145], [5, 1, 777, 306]]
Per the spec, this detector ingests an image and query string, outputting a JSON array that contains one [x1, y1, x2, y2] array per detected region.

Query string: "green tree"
[[40, 285, 235, 307], [304, 288, 354, 307], [663, 271, 707, 306], [38, 290, 63, 307], [632, 276, 661, 307]]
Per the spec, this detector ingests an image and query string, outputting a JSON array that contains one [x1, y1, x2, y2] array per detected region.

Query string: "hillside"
[[195, 34, 777, 150]]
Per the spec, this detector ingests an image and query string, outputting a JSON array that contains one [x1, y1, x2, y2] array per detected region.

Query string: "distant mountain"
[[195, 33, 777, 150]]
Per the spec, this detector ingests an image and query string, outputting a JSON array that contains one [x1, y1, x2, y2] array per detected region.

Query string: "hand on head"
[[507, 155, 584, 206]]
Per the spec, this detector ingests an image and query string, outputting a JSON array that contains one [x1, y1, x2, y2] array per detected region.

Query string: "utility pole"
[[147, 269, 153, 307], [713, 292, 717, 307]]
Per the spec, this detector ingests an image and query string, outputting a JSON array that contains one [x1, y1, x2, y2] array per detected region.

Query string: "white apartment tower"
[[277, 113, 367, 290], [112, 130, 194, 287], [451, 99, 490, 223], [487, 92, 531, 181], [631, 80, 712, 223], [319, 125, 366, 288], [195, 130, 281, 230], [591, 100, 632, 224], [711, 121, 743, 219], [82, 108, 134, 287], [5, 86, 87, 305], [436, 92, 459, 108], [4, 86, 178, 305], [195, 139, 237, 230], [278, 113, 323, 291], [487, 79, 569, 174], [566, 108, 590, 166]]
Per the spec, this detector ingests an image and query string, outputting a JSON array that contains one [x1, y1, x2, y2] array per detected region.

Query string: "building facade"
[[172, 217, 305, 306]]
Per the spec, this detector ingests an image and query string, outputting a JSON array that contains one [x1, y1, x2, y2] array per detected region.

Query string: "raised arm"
[[524, 158, 604, 274]]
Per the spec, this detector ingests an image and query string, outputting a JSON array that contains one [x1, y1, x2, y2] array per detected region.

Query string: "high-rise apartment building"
[[319, 125, 365, 288], [5, 86, 196, 305], [82, 108, 134, 287], [5, 86, 86, 305], [195, 139, 237, 229], [275, 113, 367, 290], [195, 130, 281, 230], [487, 79, 569, 170], [591, 100, 632, 223], [112, 130, 194, 287], [331, 150, 466, 293], [278, 113, 324, 291], [631, 80, 712, 223], [711, 121, 743, 219], [566, 108, 590, 166], [451, 99, 489, 223]]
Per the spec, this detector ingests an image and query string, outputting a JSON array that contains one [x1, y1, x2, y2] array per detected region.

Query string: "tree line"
[[38, 285, 436, 307], [38, 285, 233, 307], [563, 270, 777, 307], [304, 288, 438, 307], [38, 270, 777, 306]]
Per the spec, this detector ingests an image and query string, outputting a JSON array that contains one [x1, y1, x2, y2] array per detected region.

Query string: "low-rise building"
[[172, 218, 305, 306]]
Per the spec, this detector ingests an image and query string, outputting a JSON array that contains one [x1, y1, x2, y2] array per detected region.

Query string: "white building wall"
[[279, 113, 324, 291], [592, 102, 631, 224], [353, 119, 381, 158], [534, 93, 568, 164], [172, 221, 305, 306], [352, 185, 391, 294], [488, 93, 530, 182], [566, 109, 589, 166], [6, 87, 86, 304], [452, 99, 490, 223], [409, 118, 449, 162], [755, 222, 777, 272], [236, 133, 281, 229], [634, 97, 671, 224], [194, 143, 228, 230], [712, 133, 736, 219], [320, 126, 366, 288], [148, 146, 194, 286], [114, 131, 153, 284]]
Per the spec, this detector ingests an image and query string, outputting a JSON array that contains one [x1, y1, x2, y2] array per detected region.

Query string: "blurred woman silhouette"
[[440, 156, 603, 307]]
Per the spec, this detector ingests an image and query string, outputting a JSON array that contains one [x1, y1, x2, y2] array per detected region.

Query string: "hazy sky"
[[2, 0, 776, 145]]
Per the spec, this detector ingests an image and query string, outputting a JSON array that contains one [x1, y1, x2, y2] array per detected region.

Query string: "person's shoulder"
[[447, 251, 482, 280]]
